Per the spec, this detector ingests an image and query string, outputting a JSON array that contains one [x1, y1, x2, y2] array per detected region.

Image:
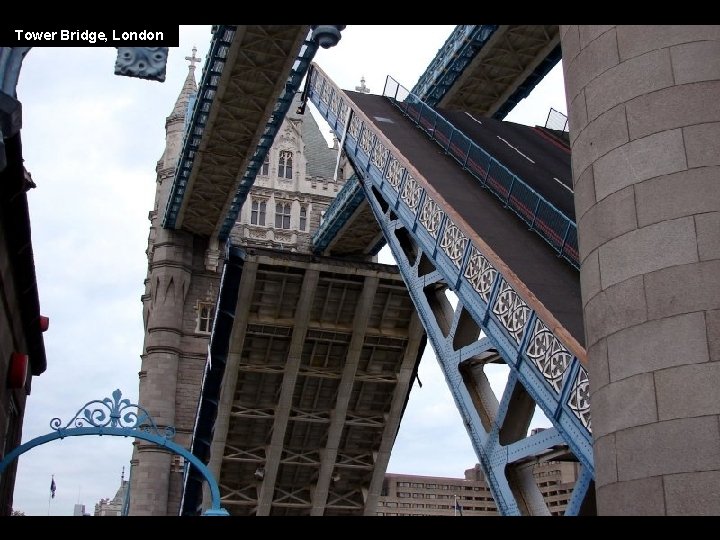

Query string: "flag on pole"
[[454, 496, 463, 516], [50, 476, 56, 499]]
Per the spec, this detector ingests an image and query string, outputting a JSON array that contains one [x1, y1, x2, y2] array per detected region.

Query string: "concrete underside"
[[203, 247, 426, 515], [439, 25, 560, 118]]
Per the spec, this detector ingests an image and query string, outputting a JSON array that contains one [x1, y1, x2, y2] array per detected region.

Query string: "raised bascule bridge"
[[130, 24, 720, 517]]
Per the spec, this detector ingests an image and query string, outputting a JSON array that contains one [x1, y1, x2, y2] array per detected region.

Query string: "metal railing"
[[383, 76, 579, 269]]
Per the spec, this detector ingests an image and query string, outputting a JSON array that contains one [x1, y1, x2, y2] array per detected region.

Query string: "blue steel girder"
[[163, 25, 344, 240], [413, 25, 561, 120], [163, 25, 237, 231], [311, 173, 366, 254], [307, 64, 593, 514], [411, 25, 498, 108], [355, 135, 592, 516]]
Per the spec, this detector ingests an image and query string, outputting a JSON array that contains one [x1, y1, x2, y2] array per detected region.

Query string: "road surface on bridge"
[[346, 91, 584, 346], [438, 109, 574, 219]]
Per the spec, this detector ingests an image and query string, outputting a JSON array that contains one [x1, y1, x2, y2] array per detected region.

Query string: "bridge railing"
[[383, 76, 579, 269]]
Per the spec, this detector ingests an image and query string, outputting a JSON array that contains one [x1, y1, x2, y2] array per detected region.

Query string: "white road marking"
[[553, 177, 574, 193], [496, 136, 535, 164], [464, 112, 483, 125]]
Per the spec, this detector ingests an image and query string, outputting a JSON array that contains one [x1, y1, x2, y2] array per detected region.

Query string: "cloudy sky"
[[11, 25, 567, 515]]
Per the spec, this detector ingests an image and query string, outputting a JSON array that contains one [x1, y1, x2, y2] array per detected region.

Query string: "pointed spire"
[[169, 46, 200, 121]]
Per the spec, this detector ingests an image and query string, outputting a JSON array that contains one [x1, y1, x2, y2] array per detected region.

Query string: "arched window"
[[261, 154, 270, 176], [275, 202, 291, 229], [278, 150, 293, 179], [197, 303, 215, 333], [299, 205, 307, 231], [251, 200, 266, 226]]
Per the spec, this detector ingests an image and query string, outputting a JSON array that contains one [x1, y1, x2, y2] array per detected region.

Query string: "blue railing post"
[[505, 176, 516, 206], [529, 198, 541, 230], [559, 220, 572, 257]]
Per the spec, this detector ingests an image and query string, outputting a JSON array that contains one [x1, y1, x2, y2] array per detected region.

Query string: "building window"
[[197, 302, 215, 333], [398, 482, 409, 487], [299, 205, 307, 231], [251, 200, 266, 226], [275, 202, 291, 229], [278, 150, 293, 179], [261, 154, 270, 176]]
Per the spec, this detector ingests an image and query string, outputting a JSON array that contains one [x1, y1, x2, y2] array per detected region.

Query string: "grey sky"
[[11, 25, 566, 515]]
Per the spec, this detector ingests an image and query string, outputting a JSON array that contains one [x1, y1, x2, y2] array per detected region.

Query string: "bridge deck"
[[346, 91, 584, 346], [438, 109, 574, 219]]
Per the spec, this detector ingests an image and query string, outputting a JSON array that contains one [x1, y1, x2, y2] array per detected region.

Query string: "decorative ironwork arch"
[[0, 389, 228, 516]]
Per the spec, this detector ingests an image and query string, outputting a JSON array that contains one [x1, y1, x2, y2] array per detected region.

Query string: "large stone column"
[[561, 25, 720, 515]]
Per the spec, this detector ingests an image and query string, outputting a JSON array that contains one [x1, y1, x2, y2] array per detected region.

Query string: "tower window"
[[251, 200, 266, 226], [261, 154, 270, 176], [299, 205, 307, 231], [275, 202, 291, 230], [278, 150, 293, 179], [196, 303, 215, 334]]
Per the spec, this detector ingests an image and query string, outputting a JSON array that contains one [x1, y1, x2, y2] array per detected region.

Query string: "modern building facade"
[[377, 460, 580, 516]]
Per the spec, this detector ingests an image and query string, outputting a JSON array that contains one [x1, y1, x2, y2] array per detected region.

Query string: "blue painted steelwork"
[[164, 26, 344, 239], [384, 75, 579, 269], [412, 27, 561, 121], [216, 32, 321, 242], [411, 26, 498, 109], [0, 389, 229, 516], [180, 243, 244, 515], [311, 174, 365, 253], [114, 47, 169, 82], [563, 463, 593, 516], [163, 25, 237, 231], [307, 66, 593, 513], [493, 44, 562, 120]]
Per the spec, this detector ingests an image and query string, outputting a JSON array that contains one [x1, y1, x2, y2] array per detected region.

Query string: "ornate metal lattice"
[[50, 389, 175, 440], [525, 319, 572, 393], [400, 174, 423, 212], [419, 198, 443, 238], [568, 366, 592, 431], [386, 159, 404, 190], [463, 245, 497, 301], [492, 280, 531, 344], [440, 222, 468, 268]]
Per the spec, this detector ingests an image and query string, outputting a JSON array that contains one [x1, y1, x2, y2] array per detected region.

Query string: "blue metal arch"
[[0, 390, 228, 516]]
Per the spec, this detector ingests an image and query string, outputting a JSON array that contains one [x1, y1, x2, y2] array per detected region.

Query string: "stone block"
[[564, 28, 619, 105], [617, 25, 720, 61], [584, 276, 647, 348], [593, 129, 686, 202], [655, 363, 720, 420], [596, 476, 665, 515], [571, 104, 629, 181], [598, 217, 697, 289], [590, 372, 657, 438], [636, 168, 720, 227], [626, 81, 720, 140], [684, 122, 720, 168], [607, 311, 709, 381], [593, 433, 617, 488], [665, 471, 720, 515], [645, 260, 720, 320], [580, 248, 601, 306], [578, 185, 637, 257], [586, 48, 674, 121], [615, 416, 720, 481]]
